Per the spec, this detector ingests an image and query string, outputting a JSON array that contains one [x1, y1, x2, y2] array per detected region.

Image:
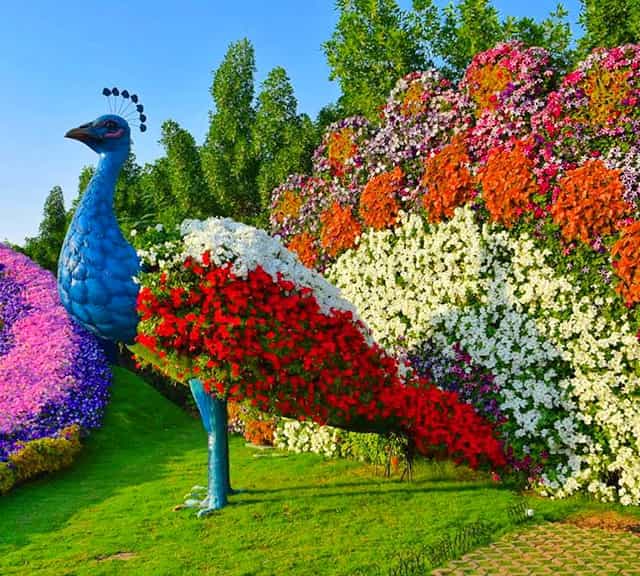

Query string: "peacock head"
[[65, 114, 131, 156]]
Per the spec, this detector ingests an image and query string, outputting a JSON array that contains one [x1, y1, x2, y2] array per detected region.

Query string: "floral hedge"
[[0, 245, 111, 493], [266, 42, 640, 506]]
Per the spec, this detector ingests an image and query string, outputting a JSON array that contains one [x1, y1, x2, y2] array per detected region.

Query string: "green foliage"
[[160, 119, 220, 224], [502, 5, 574, 71], [70, 166, 95, 216], [577, 0, 640, 57], [22, 185, 68, 272], [434, 0, 503, 79], [340, 430, 407, 465], [113, 154, 146, 235], [201, 38, 260, 221], [323, 0, 438, 119], [253, 67, 317, 225], [0, 462, 15, 494]]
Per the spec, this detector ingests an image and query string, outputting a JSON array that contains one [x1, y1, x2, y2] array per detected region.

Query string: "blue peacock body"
[[57, 113, 140, 344], [57, 95, 236, 515]]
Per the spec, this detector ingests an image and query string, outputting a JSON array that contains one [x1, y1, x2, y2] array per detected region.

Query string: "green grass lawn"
[[1, 367, 639, 576]]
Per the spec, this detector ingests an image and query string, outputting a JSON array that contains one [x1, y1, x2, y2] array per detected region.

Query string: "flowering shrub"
[[461, 42, 555, 162], [269, 175, 361, 272], [135, 218, 506, 470], [611, 220, 640, 305], [243, 418, 276, 446], [227, 401, 246, 435], [8, 425, 82, 483], [533, 45, 640, 205], [320, 202, 363, 257], [329, 207, 640, 503], [363, 70, 472, 186], [313, 116, 372, 185], [274, 417, 406, 466], [420, 136, 476, 223], [287, 232, 318, 269], [0, 245, 110, 491], [358, 167, 404, 230], [550, 159, 631, 243], [274, 418, 342, 458], [477, 139, 540, 228]]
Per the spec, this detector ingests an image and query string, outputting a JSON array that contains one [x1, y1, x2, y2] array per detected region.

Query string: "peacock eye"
[[104, 120, 118, 131]]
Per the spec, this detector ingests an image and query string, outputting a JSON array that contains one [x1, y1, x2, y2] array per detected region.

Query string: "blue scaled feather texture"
[[58, 104, 234, 516], [57, 114, 140, 344]]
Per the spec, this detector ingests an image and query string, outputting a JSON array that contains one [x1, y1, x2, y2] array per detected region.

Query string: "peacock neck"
[[77, 148, 128, 223]]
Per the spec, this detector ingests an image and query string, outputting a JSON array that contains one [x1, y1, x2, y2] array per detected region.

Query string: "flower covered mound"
[[135, 218, 506, 470], [0, 245, 111, 464], [461, 42, 555, 162], [264, 43, 640, 505], [329, 207, 640, 504]]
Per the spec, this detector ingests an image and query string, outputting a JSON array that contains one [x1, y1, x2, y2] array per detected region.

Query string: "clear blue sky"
[[0, 0, 582, 245]]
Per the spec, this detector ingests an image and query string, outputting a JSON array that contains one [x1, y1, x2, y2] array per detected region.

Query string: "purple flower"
[[0, 245, 111, 461]]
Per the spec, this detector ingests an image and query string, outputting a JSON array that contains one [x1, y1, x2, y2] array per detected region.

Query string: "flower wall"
[[0, 245, 111, 492], [267, 42, 640, 505]]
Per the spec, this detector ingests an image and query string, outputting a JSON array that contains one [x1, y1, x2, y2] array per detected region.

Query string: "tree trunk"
[[189, 379, 229, 514]]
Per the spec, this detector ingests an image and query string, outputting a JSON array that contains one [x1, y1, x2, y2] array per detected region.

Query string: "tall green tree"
[[577, 0, 640, 57], [253, 67, 317, 223], [323, 0, 438, 119], [23, 185, 68, 272], [161, 119, 218, 224], [113, 153, 145, 234], [201, 38, 260, 221], [138, 158, 175, 229]]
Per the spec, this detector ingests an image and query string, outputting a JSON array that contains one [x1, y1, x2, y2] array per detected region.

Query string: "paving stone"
[[431, 523, 640, 576]]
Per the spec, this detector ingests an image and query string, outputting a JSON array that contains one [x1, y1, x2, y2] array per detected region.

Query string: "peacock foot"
[[176, 485, 226, 517]]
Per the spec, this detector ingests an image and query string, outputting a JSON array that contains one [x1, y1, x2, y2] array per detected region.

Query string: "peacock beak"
[[65, 123, 100, 144]]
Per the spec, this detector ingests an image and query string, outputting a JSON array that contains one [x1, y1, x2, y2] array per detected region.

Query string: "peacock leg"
[[186, 379, 230, 517]]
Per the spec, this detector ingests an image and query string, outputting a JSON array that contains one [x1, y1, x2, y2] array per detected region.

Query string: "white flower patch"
[[178, 217, 360, 320], [274, 418, 341, 458], [328, 206, 640, 504]]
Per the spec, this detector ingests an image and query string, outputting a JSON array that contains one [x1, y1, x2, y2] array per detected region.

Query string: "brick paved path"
[[432, 523, 640, 575]]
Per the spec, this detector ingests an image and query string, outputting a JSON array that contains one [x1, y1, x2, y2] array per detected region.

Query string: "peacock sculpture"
[[58, 89, 143, 345], [58, 89, 506, 518]]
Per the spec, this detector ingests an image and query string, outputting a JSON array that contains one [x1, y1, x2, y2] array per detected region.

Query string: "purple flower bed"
[[0, 244, 111, 461]]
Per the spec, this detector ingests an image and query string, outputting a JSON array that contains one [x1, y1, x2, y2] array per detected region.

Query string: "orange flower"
[[551, 159, 630, 243], [612, 220, 640, 305], [421, 136, 475, 223], [466, 63, 512, 115], [243, 418, 275, 446], [327, 127, 357, 177], [273, 189, 303, 223], [359, 167, 404, 230], [478, 140, 537, 228], [287, 232, 319, 268], [320, 202, 362, 257]]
